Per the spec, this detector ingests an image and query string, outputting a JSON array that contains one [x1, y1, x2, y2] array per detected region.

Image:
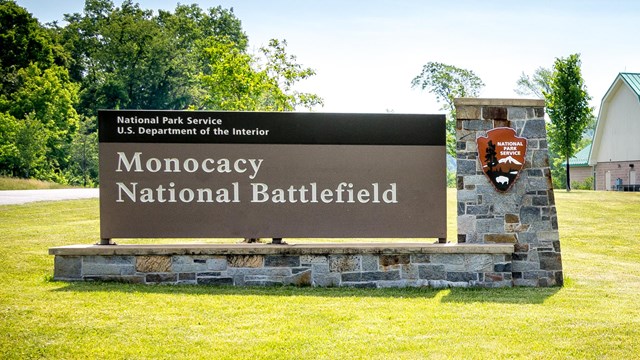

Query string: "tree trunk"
[[566, 156, 571, 192]]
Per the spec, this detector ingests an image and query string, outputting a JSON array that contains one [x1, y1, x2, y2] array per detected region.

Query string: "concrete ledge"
[[49, 243, 514, 256], [454, 98, 545, 107]]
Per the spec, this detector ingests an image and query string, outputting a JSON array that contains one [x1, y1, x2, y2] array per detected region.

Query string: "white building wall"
[[593, 84, 640, 164]]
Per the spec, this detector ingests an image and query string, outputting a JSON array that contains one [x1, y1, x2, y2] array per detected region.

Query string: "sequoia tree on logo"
[[476, 127, 527, 192]]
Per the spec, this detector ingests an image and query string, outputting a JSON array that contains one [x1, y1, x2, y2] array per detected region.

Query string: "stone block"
[[466, 205, 489, 215], [493, 263, 512, 272], [457, 159, 477, 175], [198, 277, 234, 285], [291, 267, 311, 274], [312, 263, 330, 274], [377, 280, 411, 288], [538, 231, 560, 242], [83, 263, 135, 276], [411, 254, 431, 263], [482, 107, 507, 120], [458, 215, 477, 236], [418, 264, 446, 280], [361, 255, 379, 271], [178, 273, 196, 281], [342, 282, 377, 288], [300, 255, 328, 265], [504, 213, 519, 223], [507, 107, 527, 120], [85, 256, 134, 265], [446, 272, 478, 282], [511, 261, 540, 272], [380, 255, 410, 267], [228, 255, 263, 268], [484, 233, 517, 244], [197, 272, 222, 277], [54, 256, 82, 279], [476, 218, 504, 234], [285, 270, 312, 286], [463, 120, 493, 131], [456, 105, 481, 120], [539, 252, 562, 271], [171, 256, 210, 272], [227, 268, 291, 277], [341, 271, 399, 282], [136, 256, 171, 273], [265, 255, 300, 268], [329, 255, 360, 272], [145, 273, 177, 283], [520, 206, 541, 224], [313, 272, 341, 287], [521, 119, 546, 139], [207, 257, 227, 271], [464, 254, 494, 272], [401, 264, 419, 280], [531, 150, 550, 170]]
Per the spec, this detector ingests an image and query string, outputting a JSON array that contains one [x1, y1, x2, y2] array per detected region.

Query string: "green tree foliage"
[[0, 0, 322, 184], [544, 54, 593, 192], [411, 62, 485, 156], [514, 67, 553, 99], [516, 64, 597, 190], [67, 116, 98, 187], [0, 64, 80, 179], [0, 0, 67, 96], [14, 114, 47, 178], [199, 38, 323, 111]]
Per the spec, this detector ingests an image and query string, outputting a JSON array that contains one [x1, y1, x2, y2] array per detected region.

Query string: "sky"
[[15, 0, 640, 115]]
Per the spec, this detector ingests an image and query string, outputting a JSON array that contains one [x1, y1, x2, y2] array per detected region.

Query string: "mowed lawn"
[[1, 189, 639, 359]]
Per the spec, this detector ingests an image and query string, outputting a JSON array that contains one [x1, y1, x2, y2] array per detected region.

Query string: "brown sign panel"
[[98, 111, 446, 239], [477, 127, 527, 192]]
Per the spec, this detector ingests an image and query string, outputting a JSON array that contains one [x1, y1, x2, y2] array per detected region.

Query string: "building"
[[566, 143, 593, 187], [588, 73, 640, 190]]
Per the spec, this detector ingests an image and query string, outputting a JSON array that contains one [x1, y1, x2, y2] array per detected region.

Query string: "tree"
[[0, 0, 67, 96], [60, 0, 252, 114], [514, 67, 553, 99], [0, 64, 80, 179], [411, 62, 485, 156], [68, 115, 99, 187], [14, 114, 48, 178], [544, 54, 593, 192], [199, 37, 323, 111]]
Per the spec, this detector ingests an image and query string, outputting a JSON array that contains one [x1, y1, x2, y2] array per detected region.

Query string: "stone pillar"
[[455, 98, 563, 287]]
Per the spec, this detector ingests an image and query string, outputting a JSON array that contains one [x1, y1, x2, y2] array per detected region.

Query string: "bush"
[[571, 176, 594, 190]]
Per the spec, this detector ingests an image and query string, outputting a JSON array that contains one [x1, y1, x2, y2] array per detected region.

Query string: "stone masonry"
[[455, 98, 563, 287], [50, 243, 514, 288]]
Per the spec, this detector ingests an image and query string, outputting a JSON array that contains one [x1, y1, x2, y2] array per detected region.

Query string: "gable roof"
[[620, 73, 640, 101], [588, 72, 640, 165]]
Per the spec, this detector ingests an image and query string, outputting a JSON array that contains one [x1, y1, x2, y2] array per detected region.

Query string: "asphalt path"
[[0, 188, 99, 205]]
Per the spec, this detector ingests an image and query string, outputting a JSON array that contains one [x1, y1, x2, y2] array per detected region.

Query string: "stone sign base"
[[49, 243, 513, 288]]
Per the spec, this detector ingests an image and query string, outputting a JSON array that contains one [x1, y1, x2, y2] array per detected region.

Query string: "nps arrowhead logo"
[[477, 127, 527, 192]]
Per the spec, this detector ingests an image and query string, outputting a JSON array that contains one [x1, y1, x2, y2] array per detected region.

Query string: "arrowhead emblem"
[[477, 127, 527, 192]]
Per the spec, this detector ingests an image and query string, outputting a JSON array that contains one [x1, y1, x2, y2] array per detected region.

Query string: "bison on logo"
[[476, 127, 527, 192]]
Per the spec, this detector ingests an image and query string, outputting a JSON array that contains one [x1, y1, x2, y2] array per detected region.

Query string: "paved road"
[[0, 188, 99, 205]]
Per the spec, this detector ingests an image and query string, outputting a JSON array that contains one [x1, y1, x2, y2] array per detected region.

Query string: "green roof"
[[567, 144, 592, 167], [620, 73, 640, 101]]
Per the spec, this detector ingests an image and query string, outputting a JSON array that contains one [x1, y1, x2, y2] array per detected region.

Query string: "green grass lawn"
[[0, 176, 79, 190], [1, 189, 639, 359]]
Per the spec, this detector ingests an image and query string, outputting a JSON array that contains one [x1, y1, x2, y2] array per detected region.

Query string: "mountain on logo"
[[498, 156, 522, 165]]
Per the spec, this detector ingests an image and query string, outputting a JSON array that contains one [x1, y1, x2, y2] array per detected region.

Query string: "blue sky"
[[16, 0, 640, 114]]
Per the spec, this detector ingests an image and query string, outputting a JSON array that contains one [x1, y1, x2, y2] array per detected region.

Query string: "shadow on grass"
[[51, 281, 561, 304]]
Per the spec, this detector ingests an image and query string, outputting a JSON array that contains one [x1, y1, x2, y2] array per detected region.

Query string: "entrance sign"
[[98, 111, 446, 239], [477, 127, 527, 192]]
